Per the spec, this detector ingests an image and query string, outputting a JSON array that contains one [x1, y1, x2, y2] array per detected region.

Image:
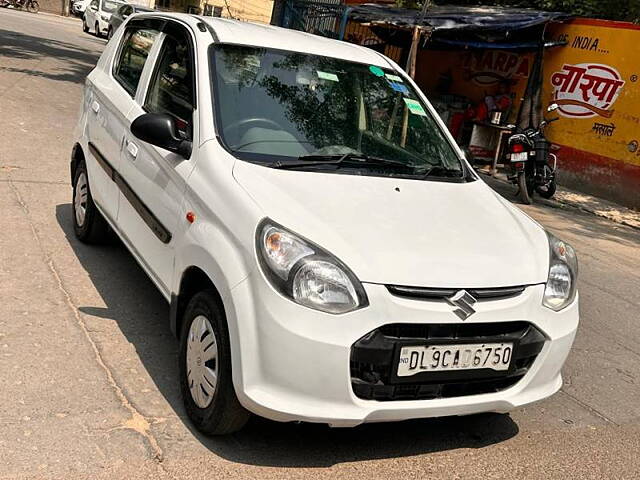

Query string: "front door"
[[117, 22, 198, 296]]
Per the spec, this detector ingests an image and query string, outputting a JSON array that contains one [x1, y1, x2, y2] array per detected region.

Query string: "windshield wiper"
[[418, 165, 464, 179], [271, 152, 413, 170]]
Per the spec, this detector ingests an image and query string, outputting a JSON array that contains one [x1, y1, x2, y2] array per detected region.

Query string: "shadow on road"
[[0, 27, 101, 84], [56, 202, 519, 467]]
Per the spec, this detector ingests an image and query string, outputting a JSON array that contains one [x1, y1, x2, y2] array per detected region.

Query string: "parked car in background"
[[82, 0, 127, 37], [108, 3, 153, 40], [71, 14, 579, 435], [71, 0, 90, 16]]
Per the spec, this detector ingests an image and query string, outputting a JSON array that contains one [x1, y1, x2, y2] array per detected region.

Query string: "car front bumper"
[[228, 274, 578, 427]]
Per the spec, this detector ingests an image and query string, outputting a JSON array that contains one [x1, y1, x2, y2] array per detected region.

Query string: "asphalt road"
[[1, 10, 640, 480]]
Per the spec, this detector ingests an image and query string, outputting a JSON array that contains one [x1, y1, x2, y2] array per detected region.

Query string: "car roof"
[[134, 13, 392, 68]]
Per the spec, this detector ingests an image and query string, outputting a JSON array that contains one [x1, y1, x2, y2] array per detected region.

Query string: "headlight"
[[256, 220, 368, 314], [543, 232, 578, 311]]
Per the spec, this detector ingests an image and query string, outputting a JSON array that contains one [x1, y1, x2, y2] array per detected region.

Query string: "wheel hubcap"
[[186, 315, 218, 409], [74, 172, 88, 227]]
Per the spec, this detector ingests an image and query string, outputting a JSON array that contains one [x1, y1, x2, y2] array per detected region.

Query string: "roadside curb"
[[482, 172, 640, 231], [37, 11, 81, 23]]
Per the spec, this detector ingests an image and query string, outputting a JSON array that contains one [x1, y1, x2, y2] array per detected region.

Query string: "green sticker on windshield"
[[403, 98, 427, 116], [317, 70, 339, 82], [369, 65, 384, 77], [385, 73, 404, 82]]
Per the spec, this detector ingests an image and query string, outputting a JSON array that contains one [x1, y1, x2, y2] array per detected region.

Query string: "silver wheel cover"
[[74, 172, 88, 227], [186, 315, 218, 409]]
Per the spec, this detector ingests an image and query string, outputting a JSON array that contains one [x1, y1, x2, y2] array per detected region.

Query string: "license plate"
[[397, 343, 513, 377], [510, 152, 528, 162]]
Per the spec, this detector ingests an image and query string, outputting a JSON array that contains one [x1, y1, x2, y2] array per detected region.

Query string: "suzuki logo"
[[445, 290, 477, 320]]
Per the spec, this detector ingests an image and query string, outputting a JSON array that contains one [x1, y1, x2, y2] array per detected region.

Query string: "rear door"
[[117, 20, 199, 295], [85, 21, 160, 223]]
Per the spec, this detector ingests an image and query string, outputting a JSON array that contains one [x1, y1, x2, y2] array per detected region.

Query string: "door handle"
[[91, 100, 100, 113], [125, 140, 138, 159]]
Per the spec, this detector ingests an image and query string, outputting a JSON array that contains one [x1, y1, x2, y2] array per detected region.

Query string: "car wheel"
[[179, 290, 250, 436], [95, 22, 101, 37], [82, 17, 88, 32], [107, 26, 113, 40], [72, 161, 109, 243]]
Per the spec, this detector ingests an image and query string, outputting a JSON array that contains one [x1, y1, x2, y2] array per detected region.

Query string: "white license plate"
[[397, 343, 513, 377], [510, 152, 528, 162]]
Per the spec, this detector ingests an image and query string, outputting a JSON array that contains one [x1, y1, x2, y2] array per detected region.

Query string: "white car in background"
[[71, 0, 91, 16], [71, 14, 579, 435], [82, 0, 127, 37]]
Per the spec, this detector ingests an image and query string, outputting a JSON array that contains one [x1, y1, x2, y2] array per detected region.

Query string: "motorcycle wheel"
[[536, 166, 557, 199], [27, 0, 38, 12], [536, 180, 557, 199], [517, 172, 533, 205]]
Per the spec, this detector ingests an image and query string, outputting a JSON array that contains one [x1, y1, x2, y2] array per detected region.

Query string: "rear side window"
[[145, 32, 195, 137], [113, 28, 159, 97]]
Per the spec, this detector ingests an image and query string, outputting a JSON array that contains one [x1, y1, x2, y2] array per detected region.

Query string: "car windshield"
[[102, 0, 122, 12], [210, 44, 464, 178]]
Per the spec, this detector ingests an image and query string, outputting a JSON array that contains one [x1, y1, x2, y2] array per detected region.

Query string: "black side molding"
[[88, 142, 172, 244]]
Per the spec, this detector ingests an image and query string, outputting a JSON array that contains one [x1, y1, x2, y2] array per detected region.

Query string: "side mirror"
[[131, 113, 192, 158], [547, 103, 559, 112]]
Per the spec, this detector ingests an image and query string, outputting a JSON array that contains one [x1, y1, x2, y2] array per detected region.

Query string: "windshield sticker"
[[389, 81, 409, 94], [403, 98, 427, 116], [317, 70, 339, 82], [385, 73, 404, 82], [369, 65, 385, 77]]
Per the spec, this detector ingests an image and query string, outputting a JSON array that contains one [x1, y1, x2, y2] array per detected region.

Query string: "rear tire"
[[95, 22, 101, 37], [107, 26, 113, 40], [179, 290, 250, 436], [82, 17, 89, 33], [72, 161, 110, 244], [517, 172, 532, 205]]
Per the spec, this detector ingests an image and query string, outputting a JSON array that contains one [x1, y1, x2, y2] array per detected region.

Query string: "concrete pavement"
[[1, 10, 640, 479]]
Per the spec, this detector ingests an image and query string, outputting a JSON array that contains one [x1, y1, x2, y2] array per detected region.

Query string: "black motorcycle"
[[506, 104, 560, 204]]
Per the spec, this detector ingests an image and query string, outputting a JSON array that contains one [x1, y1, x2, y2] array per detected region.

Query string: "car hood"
[[233, 161, 550, 288]]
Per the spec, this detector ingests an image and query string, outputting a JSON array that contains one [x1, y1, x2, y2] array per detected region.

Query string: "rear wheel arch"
[[71, 143, 85, 183]]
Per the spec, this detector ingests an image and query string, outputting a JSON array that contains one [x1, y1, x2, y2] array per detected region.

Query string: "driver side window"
[[145, 29, 195, 139]]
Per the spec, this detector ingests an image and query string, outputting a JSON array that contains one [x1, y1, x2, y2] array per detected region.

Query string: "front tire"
[[72, 161, 109, 243], [179, 291, 250, 436], [536, 166, 557, 199], [107, 26, 113, 40], [95, 22, 100, 37], [82, 17, 89, 32]]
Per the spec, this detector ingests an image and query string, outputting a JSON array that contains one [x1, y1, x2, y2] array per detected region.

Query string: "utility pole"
[[405, 0, 432, 77]]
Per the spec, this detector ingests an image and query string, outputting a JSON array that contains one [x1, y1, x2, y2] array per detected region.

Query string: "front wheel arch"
[[171, 266, 225, 339]]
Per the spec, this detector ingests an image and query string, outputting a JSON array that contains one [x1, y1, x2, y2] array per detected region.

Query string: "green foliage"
[[402, 0, 640, 23]]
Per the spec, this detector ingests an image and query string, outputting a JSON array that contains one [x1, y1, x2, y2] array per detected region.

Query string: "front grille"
[[387, 285, 526, 301], [350, 322, 545, 402]]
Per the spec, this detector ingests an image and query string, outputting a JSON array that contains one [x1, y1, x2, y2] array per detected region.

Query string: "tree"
[[398, 0, 640, 23]]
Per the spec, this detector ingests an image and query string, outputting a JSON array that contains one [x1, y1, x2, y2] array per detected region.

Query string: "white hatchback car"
[[71, 14, 579, 435], [82, 0, 126, 37]]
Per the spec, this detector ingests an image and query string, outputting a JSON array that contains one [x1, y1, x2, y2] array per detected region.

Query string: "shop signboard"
[[543, 19, 640, 207]]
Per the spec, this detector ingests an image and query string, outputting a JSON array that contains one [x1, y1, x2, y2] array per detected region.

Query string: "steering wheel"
[[223, 118, 282, 139]]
